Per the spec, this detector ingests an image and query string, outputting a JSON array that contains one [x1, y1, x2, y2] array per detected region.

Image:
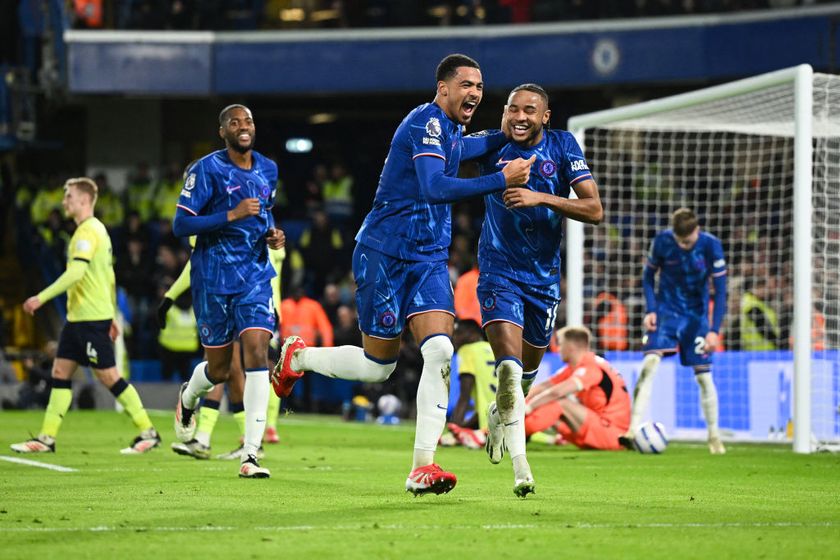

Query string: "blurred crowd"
[[68, 0, 826, 30]]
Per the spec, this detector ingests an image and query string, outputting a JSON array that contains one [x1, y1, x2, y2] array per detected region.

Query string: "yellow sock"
[[40, 381, 73, 438], [267, 390, 281, 429], [111, 380, 153, 432], [233, 409, 246, 439], [196, 400, 221, 446]]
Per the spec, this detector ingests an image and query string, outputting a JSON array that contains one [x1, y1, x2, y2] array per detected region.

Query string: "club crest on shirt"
[[481, 295, 496, 312], [425, 117, 442, 138], [260, 184, 271, 199], [380, 311, 396, 328], [540, 160, 557, 177], [199, 324, 211, 339], [184, 173, 196, 190]]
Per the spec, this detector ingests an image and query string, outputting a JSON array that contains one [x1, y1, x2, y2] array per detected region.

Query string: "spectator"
[[323, 162, 354, 225], [299, 210, 345, 297]]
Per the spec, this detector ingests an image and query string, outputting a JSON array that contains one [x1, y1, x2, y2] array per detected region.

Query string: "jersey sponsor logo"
[[714, 258, 726, 268], [540, 160, 557, 177], [380, 311, 396, 328], [570, 159, 589, 172], [425, 117, 442, 138], [226, 185, 241, 194], [481, 295, 496, 311], [496, 158, 515, 167], [422, 137, 441, 147], [184, 173, 196, 190], [76, 239, 92, 253]]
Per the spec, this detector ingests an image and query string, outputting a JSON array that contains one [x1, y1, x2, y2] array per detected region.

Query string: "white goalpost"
[[567, 65, 840, 453]]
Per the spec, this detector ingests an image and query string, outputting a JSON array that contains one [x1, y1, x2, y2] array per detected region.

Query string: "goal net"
[[567, 65, 839, 452]]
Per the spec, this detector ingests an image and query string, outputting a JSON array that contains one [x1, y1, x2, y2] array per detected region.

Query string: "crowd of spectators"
[[68, 0, 826, 30]]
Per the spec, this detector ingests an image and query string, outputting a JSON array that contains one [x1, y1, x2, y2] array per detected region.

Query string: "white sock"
[[293, 346, 396, 382], [412, 335, 454, 470], [695, 371, 721, 440], [630, 353, 661, 431], [195, 430, 211, 447], [496, 358, 527, 461], [521, 368, 538, 396], [242, 369, 269, 459], [183, 361, 215, 410]]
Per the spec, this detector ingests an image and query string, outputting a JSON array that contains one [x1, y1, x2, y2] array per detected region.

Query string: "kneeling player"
[[523, 326, 630, 450]]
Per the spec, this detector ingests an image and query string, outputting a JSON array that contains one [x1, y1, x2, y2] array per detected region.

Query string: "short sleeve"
[[69, 225, 97, 262], [457, 347, 475, 376], [408, 113, 447, 162], [559, 133, 593, 187], [177, 159, 213, 216], [570, 364, 603, 391]]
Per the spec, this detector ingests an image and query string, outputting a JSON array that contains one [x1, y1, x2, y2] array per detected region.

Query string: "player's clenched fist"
[[227, 197, 261, 221], [266, 227, 285, 250], [501, 154, 536, 187]]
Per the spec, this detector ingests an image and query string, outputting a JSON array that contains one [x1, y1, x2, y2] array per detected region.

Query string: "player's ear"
[[218, 126, 224, 140], [437, 80, 447, 97], [542, 109, 551, 126]]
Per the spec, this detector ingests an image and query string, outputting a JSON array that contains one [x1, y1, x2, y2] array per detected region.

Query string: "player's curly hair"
[[218, 104, 252, 126], [436, 54, 480, 82]]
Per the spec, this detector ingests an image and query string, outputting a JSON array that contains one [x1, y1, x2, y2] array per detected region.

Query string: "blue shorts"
[[353, 243, 454, 339], [642, 310, 711, 367], [477, 272, 560, 348], [193, 282, 276, 347]]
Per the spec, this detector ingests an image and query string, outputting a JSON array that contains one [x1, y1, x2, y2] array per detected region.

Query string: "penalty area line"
[[0, 455, 78, 473]]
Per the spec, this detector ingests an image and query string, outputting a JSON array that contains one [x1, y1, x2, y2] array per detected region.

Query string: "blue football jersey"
[[476, 129, 593, 286], [355, 103, 464, 262], [646, 230, 727, 317], [176, 149, 278, 294]]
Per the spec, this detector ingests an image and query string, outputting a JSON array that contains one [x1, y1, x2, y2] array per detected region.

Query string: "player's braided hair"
[[218, 104, 252, 126], [510, 83, 549, 107], [436, 54, 480, 82]]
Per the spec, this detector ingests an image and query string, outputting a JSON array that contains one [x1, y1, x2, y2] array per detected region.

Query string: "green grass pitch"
[[2, 409, 839, 559]]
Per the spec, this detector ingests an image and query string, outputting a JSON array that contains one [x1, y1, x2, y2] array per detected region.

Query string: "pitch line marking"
[[0, 521, 834, 533], [0, 455, 78, 473]]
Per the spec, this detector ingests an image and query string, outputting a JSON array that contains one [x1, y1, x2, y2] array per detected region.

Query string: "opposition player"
[[524, 326, 630, 450], [11, 177, 160, 454], [272, 53, 534, 495], [476, 84, 602, 496], [446, 319, 496, 449], [623, 208, 727, 454], [172, 104, 284, 478]]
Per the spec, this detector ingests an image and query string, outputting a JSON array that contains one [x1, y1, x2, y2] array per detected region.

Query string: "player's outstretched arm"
[[503, 178, 603, 224], [461, 130, 507, 161], [414, 155, 507, 204]]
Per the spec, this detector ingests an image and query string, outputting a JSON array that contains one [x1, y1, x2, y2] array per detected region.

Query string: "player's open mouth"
[[512, 124, 529, 135], [462, 101, 477, 115]]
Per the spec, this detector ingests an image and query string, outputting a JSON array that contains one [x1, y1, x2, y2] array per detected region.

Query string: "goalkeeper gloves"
[[157, 297, 173, 328]]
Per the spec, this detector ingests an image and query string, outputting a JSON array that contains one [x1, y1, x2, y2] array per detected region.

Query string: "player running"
[[11, 177, 160, 455], [524, 326, 630, 450], [171, 104, 284, 478], [622, 207, 728, 454], [272, 53, 534, 496], [475, 83, 602, 496]]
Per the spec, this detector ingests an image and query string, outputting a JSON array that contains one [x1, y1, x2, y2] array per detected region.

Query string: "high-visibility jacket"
[[281, 297, 334, 347], [158, 306, 199, 352], [594, 292, 628, 351], [454, 268, 481, 325], [740, 292, 779, 351]]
